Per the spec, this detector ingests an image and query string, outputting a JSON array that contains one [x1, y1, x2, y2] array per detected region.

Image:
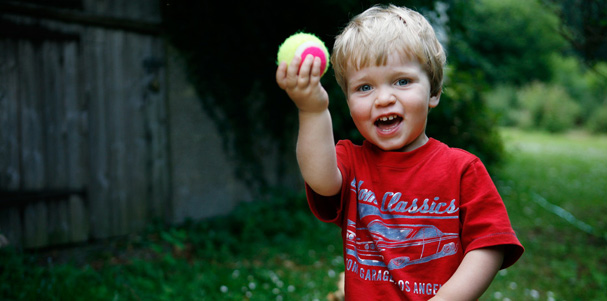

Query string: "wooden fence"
[[0, 0, 170, 248]]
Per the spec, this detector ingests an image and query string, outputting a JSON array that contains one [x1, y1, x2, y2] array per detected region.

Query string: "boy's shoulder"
[[426, 139, 484, 168], [433, 139, 480, 159]]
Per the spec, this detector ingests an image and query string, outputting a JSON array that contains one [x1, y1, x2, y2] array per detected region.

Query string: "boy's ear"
[[429, 90, 441, 108]]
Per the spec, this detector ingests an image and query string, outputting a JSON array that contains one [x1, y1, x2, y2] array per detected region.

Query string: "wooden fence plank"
[[64, 39, 89, 243], [23, 202, 48, 248], [18, 41, 43, 188], [87, 27, 111, 240], [146, 39, 173, 220], [19, 40, 49, 248], [43, 41, 70, 245], [125, 33, 147, 233], [0, 40, 21, 190], [107, 29, 128, 237], [0, 39, 23, 247], [0, 208, 21, 248]]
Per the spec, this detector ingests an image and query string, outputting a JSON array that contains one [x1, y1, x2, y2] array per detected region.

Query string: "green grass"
[[0, 191, 345, 301], [482, 128, 607, 301], [1, 128, 606, 300]]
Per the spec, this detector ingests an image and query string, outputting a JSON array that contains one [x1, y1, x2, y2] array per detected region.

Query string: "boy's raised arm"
[[276, 55, 342, 196]]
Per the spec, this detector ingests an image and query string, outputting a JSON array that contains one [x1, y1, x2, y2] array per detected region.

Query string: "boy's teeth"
[[379, 115, 397, 122]]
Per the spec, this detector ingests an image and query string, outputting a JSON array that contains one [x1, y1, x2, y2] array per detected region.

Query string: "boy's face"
[[345, 52, 440, 152]]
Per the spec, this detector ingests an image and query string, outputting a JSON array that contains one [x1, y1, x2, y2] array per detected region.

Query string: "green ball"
[[277, 32, 330, 76]]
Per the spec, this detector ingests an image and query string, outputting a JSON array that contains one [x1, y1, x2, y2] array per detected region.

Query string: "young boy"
[[276, 4, 523, 300]]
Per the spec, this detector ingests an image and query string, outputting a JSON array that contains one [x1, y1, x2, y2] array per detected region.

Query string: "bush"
[[517, 82, 581, 133], [550, 55, 607, 124], [587, 104, 607, 134], [448, 0, 566, 86], [484, 85, 519, 127]]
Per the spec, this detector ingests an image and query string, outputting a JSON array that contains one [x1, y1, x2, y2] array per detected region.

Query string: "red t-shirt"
[[306, 138, 524, 300]]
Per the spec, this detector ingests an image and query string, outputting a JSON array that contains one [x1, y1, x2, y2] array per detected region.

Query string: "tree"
[[446, 0, 568, 86], [544, 0, 607, 64]]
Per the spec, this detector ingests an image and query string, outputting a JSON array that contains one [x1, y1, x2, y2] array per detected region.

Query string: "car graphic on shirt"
[[346, 219, 459, 270]]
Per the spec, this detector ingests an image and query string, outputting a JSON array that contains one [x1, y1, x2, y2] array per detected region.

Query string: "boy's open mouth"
[[375, 114, 403, 132]]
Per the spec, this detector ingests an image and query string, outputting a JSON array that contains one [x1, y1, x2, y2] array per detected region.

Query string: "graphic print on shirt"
[[347, 178, 460, 270]]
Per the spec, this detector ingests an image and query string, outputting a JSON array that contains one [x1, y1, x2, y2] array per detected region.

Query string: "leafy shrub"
[[550, 55, 607, 124], [587, 104, 607, 134], [448, 0, 566, 86], [484, 85, 519, 127], [517, 82, 581, 133]]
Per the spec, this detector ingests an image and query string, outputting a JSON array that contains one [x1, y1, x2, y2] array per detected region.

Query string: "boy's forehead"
[[345, 50, 422, 73]]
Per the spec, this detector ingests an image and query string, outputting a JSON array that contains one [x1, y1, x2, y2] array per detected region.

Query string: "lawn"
[[483, 128, 607, 300], [1, 128, 605, 300]]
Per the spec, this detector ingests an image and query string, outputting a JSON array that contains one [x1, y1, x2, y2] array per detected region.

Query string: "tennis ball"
[[277, 32, 330, 76]]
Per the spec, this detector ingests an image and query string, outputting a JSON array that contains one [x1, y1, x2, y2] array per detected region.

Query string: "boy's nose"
[[374, 88, 397, 107]]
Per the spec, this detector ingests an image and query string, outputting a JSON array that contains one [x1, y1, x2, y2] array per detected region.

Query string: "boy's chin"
[[370, 140, 408, 152], [369, 134, 428, 152]]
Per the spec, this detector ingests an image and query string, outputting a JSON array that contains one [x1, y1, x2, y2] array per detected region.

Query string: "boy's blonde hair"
[[332, 4, 446, 97]]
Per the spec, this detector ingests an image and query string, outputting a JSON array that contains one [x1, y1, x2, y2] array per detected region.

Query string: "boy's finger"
[[276, 62, 288, 89], [297, 55, 314, 86], [286, 56, 302, 88], [309, 57, 322, 82], [299, 54, 314, 76]]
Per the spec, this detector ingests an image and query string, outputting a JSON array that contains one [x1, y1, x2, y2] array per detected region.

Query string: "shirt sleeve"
[[459, 158, 524, 269], [305, 141, 350, 226]]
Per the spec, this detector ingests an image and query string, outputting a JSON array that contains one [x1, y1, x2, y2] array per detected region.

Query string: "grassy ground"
[[1, 128, 606, 300], [482, 128, 607, 301], [1, 191, 345, 301]]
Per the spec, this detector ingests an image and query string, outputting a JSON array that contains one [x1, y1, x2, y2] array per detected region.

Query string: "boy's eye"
[[396, 79, 410, 86], [358, 84, 372, 92]]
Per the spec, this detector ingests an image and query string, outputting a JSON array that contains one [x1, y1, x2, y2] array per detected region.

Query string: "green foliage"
[[587, 104, 607, 134], [0, 191, 345, 300], [449, 0, 607, 135], [483, 85, 519, 127], [485, 56, 607, 133], [181, 190, 337, 261], [0, 248, 113, 300], [448, 0, 567, 86], [549, 55, 607, 121], [545, 0, 607, 63], [516, 82, 581, 133]]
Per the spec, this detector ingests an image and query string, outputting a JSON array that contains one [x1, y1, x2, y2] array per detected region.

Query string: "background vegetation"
[[1, 0, 606, 299]]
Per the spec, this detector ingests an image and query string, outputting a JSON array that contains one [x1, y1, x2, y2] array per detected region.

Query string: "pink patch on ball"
[[299, 46, 327, 73]]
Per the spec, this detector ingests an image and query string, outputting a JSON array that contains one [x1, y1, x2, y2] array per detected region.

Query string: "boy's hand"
[[276, 54, 329, 113]]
